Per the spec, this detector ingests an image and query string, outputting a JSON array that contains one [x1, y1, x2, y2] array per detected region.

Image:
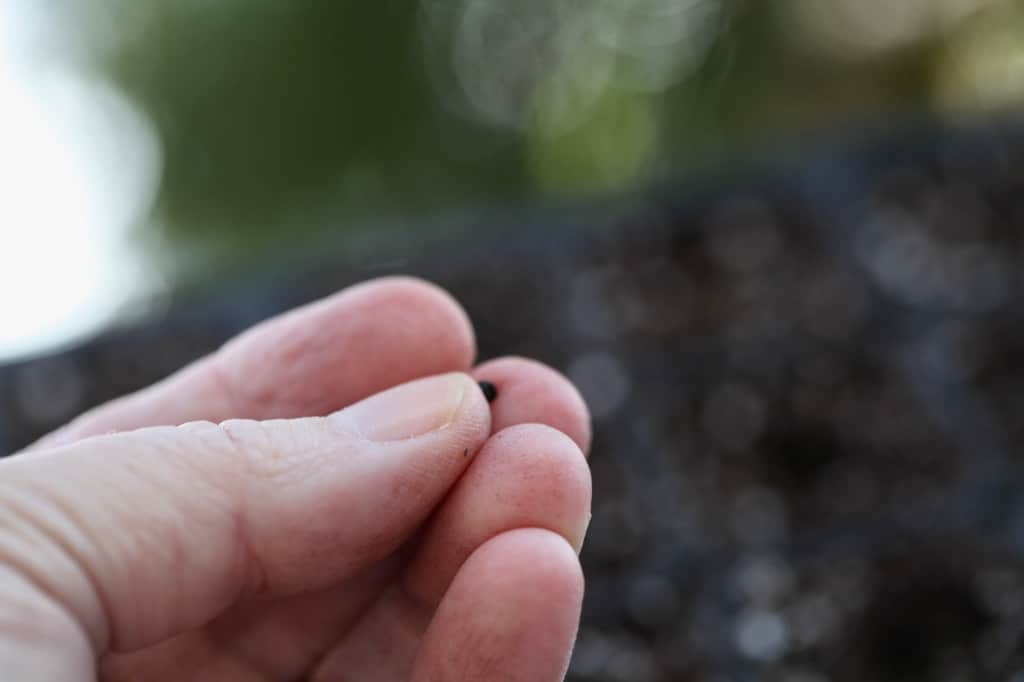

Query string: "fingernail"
[[478, 380, 498, 403], [338, 373, 468, 442]]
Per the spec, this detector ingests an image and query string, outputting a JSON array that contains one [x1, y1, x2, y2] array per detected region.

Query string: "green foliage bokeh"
[[76, 0, 1024, 268]]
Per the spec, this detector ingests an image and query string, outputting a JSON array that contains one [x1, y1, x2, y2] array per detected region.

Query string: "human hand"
[[0, 278, 592, 681]]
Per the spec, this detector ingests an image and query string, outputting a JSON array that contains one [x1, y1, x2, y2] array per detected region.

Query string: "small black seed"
[[463, 448, 469, 457], [478, 380, 498, 403]]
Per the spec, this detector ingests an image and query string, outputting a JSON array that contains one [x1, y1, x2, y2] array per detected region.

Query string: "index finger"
[[31, 277, 476, 450]]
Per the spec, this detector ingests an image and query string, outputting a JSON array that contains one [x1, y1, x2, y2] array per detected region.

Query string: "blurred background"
[[4, 0, 1024, 680]]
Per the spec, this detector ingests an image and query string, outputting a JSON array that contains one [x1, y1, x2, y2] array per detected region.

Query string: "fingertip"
[[412, 528, 583, 682], [477, 528, 585, 602], [401, 422, 591, 608], [473, 357, 592, 454], [217, 277, 478, 419], [482, 424, 592, 551], [362, 277, 477, 369]]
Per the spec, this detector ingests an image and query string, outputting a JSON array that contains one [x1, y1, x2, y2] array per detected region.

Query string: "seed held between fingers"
[[478, 381, 498, 403]]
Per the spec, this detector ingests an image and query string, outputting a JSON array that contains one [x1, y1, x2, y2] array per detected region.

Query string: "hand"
[[0, 278, 592, 681]]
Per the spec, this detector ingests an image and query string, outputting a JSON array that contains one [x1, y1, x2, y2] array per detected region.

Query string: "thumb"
[[0, 373, 489, 669]]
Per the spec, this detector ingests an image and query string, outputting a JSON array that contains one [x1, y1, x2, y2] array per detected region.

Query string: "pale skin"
[[0, 277, 593, 681]]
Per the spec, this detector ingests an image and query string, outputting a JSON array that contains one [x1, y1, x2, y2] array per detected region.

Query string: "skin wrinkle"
[[0, 480, 112, 656], [218, 420, 286, 483], [184, 420, 289, 603], [137, 424, 267, 631], [41, 488, 124, 653], [183, 418, 364, 600], [120, 438, 242, 651], [229, 459, 274, 604], [327, 409, 365, 443]]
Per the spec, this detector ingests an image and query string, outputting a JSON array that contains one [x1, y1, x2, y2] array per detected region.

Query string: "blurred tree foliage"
[[75, 0, 1024, 270]]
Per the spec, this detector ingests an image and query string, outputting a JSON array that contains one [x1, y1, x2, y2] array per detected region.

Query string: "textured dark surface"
[[4, 121, 1024, 681]]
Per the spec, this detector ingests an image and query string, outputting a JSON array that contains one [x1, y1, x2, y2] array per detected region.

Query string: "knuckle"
[[169, 419, 282, 493], [215, 418, 280, 478], [214, 417, 330, 486]]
